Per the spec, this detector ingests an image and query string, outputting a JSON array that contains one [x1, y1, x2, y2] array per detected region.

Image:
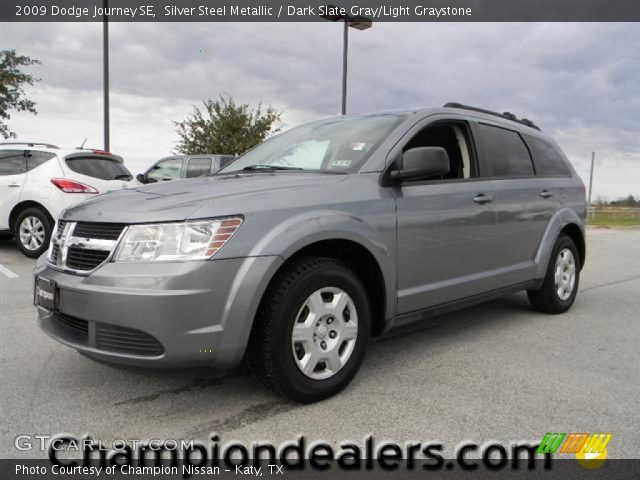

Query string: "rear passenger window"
[[186, 158, 212, 178], [26, 151, 56, 171], [477, 124, 534, 177], [525, 136, 571, 176], [0, 150, 26, 176]]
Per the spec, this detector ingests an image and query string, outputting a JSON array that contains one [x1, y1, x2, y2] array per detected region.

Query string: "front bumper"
[[34, 254, 282, 368]]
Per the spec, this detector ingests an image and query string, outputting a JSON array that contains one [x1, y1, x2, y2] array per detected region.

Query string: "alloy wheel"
[[19, 216, 46, 251]]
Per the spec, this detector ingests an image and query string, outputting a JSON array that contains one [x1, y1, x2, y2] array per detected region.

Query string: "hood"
[[62, 173, 348, 223]]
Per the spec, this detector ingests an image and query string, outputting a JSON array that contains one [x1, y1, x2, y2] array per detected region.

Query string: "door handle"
[[540, 190, 554, 198], [473, 193, 494, 204], [8, 183, 21, 188]]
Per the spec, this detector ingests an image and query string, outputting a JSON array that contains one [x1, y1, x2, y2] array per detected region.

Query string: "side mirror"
[[390, 147, 450, 183], [136, 173, 147, 184]]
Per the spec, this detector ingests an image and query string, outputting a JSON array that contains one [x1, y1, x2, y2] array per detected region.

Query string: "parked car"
[[34, 104, 586, 402], [136, 154, 235, 183], [0, 142, 138, 257]]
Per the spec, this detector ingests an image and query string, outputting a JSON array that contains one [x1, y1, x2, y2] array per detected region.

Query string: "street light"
[[103, 0, 110, 151], [321, 8, 372, 115]]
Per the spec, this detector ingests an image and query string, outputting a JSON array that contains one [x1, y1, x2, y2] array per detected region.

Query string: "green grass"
[[588, 211, 640, 226]]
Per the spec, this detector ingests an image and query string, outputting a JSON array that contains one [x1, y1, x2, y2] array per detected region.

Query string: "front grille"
[[51, 312, 164, 357], [66, 247, 110, 271], [53, 312, 89, 342], [72, 222, 126, 240], [96, 324, 164, 356], [50, 244, 60, 263], [56, 220, 66, 235]]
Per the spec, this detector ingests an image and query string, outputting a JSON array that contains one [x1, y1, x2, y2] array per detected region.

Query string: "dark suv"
[[35, 103, 587, 403]]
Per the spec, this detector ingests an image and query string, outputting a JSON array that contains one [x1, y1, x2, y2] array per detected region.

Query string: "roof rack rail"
[[0, 141, 59, 148], [443, 102, 541, 131]]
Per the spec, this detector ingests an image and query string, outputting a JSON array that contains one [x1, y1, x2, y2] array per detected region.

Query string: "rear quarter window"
[[476, 123, 535, 177], [524, 135, 572, 176], [65, 157, 132, 180], [26, 151, 56, 171]]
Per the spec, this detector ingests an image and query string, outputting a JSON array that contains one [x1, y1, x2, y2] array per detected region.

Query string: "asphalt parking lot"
[[1, 229, 639, 459]]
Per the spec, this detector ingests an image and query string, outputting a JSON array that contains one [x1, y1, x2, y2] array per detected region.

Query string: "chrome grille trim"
[[47, 221, 128, 275]]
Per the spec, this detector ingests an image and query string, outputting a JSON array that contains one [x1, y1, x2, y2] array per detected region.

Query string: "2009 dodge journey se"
[[35, 103, 587, 402]]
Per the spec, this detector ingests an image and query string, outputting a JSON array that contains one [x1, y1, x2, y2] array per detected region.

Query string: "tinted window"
[[477, 124, 534, 177], [65, 157, 133, 180], [525, 136, 571, 176], [218, 156, 235, 169], [186, 158, 212, 178], [147, 158, 183, 182], [26, 151, 56, 171], [0, 150, 27, 176]]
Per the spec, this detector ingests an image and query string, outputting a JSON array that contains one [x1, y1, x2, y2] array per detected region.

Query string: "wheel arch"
[[9, 200, 54, 231], [560, 223, 586, 269], [534, 208, 586, 278], [273, 238, 389, 337]]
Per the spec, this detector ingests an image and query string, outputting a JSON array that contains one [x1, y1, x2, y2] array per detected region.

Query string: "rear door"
[[0, 150, 27, 229], [472, 122, 559, 280]]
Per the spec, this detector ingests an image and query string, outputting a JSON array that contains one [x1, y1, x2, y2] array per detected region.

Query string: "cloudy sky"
[[1, 22, 638, 199]]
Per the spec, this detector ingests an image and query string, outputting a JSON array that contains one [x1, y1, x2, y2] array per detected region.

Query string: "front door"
[[390, 118, 500, 314], [395, 180, 498, 313]]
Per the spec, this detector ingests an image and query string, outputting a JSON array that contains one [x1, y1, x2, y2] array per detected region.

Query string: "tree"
[[174, 95, 282, 156], [0, 50, 40, 139]]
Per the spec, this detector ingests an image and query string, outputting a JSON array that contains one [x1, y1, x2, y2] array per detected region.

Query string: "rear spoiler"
[[64, 152, 125, 163]]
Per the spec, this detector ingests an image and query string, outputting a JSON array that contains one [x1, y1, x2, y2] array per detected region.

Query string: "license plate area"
[[34, 276, 57, 312]]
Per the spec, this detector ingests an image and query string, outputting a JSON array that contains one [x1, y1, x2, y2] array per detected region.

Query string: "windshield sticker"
[[351, 143, 366, 151]]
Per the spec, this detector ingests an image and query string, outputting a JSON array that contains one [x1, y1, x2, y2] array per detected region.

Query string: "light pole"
[[321, 9, 372, 115], [587, 151, 595, 206], [103, 0, 110, 151]]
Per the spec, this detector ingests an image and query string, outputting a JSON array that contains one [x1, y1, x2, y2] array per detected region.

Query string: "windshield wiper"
[[114, 174, 133, 180], [240, 164, 303, 172]]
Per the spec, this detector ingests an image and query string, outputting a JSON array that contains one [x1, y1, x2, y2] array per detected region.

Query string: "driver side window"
[[402, 122, 475, 181], [147, 158, 183, 182]]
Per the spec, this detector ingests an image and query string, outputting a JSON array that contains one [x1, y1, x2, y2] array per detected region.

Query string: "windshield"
[[218, 114, 406, 174]]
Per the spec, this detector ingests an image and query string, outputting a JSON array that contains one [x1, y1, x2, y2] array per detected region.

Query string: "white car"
[[0, 142, 139, 257]]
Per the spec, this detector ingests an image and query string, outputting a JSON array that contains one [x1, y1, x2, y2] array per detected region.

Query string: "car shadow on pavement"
[[83, 292, 537, 403]]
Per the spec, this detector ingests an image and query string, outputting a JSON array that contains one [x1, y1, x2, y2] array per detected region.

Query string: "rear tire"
[[248, 256, 371, 403], [528, 233, 580, 314], [14, 208, 52, 258]]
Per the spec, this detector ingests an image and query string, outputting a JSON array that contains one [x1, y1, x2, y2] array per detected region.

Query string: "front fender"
[[246, 210, 396, 320], [534, 207, 585, 278]]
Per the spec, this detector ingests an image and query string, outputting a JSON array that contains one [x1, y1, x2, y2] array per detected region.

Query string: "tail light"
[[51, 178, 98, 194]]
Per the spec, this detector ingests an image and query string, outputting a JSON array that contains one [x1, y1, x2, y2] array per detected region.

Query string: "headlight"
[[114, 217, 243, 262]]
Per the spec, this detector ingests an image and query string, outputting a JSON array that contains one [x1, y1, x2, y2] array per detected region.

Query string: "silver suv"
[[34, 104, 587, 403]]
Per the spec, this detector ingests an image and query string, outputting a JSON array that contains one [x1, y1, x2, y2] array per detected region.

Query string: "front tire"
[[528, 233, 580, 314], [14, 208, 52, 258], [248, 256, 371, 403]]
